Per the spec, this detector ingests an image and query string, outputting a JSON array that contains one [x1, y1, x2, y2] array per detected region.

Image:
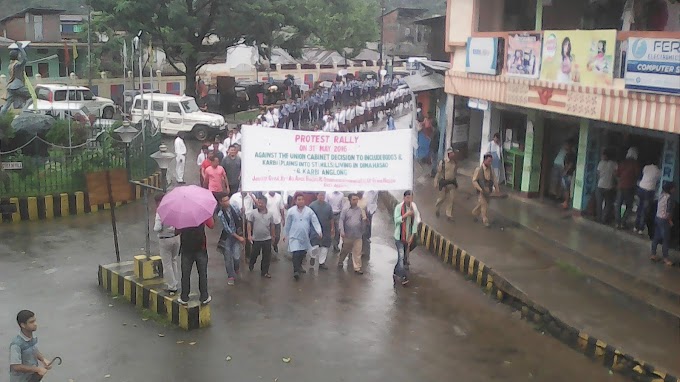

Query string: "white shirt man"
[[174, 135, 187, 184], [324, 116, 339, 132], [326, 191, 345, 251], [337, 109, 346, 126], [272, 108, 280, 126], [265, 111, 275, 127]]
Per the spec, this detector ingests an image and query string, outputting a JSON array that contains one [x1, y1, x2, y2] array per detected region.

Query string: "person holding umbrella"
[[157, 185, 217, 305]]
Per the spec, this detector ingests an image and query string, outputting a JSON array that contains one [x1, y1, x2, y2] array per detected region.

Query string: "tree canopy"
[[89, 0, 379, 96]]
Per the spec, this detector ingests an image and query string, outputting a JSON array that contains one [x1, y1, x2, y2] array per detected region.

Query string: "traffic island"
[[379, 191, 678, 382], [98, 261, 211, 330]]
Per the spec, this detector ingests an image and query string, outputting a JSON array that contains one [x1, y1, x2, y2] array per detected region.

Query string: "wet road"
[[0, 125, 625, 382]]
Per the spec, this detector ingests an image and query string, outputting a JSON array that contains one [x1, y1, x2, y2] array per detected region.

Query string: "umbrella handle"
[[46, 356, 62, 367]]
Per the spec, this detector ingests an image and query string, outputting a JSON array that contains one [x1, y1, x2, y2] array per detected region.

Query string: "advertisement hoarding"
[[624, 38, 680, 95], [540, 30, 617, 86], [505, 33, 542, 79], [466, 37, 502, 75]]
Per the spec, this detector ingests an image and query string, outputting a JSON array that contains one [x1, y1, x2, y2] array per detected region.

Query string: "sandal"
[[650, 255, 661, 262], [262, 273, 271, 278], [663, 259, 673, 267]]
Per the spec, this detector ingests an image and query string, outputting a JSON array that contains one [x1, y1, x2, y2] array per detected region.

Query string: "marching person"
[[472, 153, 497, 227], [221, 144, 242, 197], [154, 193, 180, 295], [393, 190, 420, 286], [174, 132, 187, 184], [283, 193, 323, 280], [327, 190, 345, 252], [434, 148, 459, 221], [338, 193, 367, 274], [309, 191, 334, 271], [266, 191, 286, 257], [9, 310, 52, 381], [196, 145, 210, 186], [248, 194, 275, 278], [217, 193, 245, 286], [203, 156, 229, 195], [358, 190, 378, 261]]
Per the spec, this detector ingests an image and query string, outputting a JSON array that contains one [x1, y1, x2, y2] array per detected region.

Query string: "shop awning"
[[403, 72, 445, 93]]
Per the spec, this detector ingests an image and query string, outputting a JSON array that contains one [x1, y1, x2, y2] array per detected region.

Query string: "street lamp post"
[[150, 144, 176, 193], [114, 121, 139, 180]]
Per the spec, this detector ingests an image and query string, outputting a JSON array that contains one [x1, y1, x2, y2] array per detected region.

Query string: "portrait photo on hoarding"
[[505, 33, 542, 79]]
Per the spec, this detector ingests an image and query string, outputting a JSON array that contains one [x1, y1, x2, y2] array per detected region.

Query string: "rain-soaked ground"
[[0, 196, 627, 382]]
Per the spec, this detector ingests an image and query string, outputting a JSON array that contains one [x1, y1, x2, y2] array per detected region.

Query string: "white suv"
[[35, 84, 116, 119], [130, 93, 226, 140]]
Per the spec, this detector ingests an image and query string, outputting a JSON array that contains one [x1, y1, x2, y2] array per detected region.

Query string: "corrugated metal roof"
[[403, 72, 445, 92], [419, 60, 450, 73]]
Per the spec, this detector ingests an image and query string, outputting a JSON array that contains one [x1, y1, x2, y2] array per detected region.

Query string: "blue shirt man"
[[10, 310, 50, 382], [284, 193, 322, 280]]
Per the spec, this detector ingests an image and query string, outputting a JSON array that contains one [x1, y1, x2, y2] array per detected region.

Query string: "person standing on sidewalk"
[[338, 193, 367, 274], [178, 216, 214, 305], [327, 190, 345, 252], [561, 144, 577, 209], [153, 193, 180, 295], [393, 191, 420, 286], [284, 193, 322, 280], [221, 145, 241, 197], [650, 182, 676, 266], [174, 133, 187, 184], [9, 310, 52, 382], [472, 154, 496, 227], [217, 193, 245, 286], [485, 133, 504, 185], [614, 148, 641, 229], [248, 195, 275, 278], [309, 192, 334, 270], [635, 160, 661, 234], [266, 191, 285, 256], [434, 148, 459, 221], [596, 149, 618, 224]]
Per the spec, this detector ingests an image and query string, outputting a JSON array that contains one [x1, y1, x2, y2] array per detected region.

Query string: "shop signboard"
[[467, 98, 489, 110], [466, 37, 502, 75], [540, 30, 616, 87], [505, 33, 542, 79], [1, 162, 22, 170], [624, 38, 680, 95]]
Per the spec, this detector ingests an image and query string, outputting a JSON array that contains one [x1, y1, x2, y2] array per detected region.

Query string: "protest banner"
[[241, 127, 413, 191]]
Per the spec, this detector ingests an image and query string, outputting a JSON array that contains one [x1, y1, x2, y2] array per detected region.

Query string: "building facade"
[[442, 0, 680, 211], [382, 7, 431, 58], [0, 8, 87, 79]]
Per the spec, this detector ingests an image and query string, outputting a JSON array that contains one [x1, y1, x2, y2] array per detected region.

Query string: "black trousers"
[[180, 250, 208, 301], [292, 250, 307, 274], [250, 239, 272, 275]]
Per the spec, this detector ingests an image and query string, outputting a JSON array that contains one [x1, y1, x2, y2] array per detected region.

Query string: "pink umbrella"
[[157, 185, 217, 229]]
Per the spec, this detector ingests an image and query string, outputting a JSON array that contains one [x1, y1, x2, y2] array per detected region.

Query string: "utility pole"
[[87, 6, 93, 87], [379, 0, 385, 86]]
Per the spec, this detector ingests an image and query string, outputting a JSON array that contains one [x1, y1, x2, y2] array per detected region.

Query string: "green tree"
[[90, 0, 379, 96]]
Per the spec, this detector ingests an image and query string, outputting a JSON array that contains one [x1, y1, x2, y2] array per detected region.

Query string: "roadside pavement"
[[388, 159, 680, 377]]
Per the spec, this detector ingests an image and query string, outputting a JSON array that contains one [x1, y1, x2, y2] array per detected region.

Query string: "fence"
[[0, 128, 161, 198]]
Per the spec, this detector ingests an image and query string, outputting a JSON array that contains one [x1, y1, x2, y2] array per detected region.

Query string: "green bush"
[[45, 120, 89, 147], [0, 110, 15, 140]]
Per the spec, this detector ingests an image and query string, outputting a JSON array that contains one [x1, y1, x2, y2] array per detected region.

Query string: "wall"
[[41, 14, 61, 42], [447, 0, 477, 45], [426, 19, 448, 61], [2, 18, 26, 40]]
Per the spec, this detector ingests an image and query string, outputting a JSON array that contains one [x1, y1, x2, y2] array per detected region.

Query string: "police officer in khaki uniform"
[[434, 148, 459, 221]]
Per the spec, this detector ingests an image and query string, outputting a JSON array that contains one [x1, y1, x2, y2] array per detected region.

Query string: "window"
[[133, 99, 150, 110], [36, 88, 50, 101], [54, 90, 67, 101], [180, 99, 200, 113], [68, 90, 80, 101], [80, 90, 94, 101], [25, 66, 34, 77], [152, 101, 164, 112], [167, 103, 182, 114], [38, 63, 49, 77]]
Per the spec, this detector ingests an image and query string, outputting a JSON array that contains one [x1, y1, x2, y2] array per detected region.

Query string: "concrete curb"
[[1, 172, 161, 224], [380, 191, 678, 382], [98, 261, 211, 330]]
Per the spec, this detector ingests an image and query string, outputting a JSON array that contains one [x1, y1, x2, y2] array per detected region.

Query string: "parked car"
[[23, 100, 95, 127], [34, 84, 116, 119], [130, 93, 226, 140]]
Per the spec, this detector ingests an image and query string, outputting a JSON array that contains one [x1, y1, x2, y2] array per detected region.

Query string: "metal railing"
[[0, 128, 161, 198]]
